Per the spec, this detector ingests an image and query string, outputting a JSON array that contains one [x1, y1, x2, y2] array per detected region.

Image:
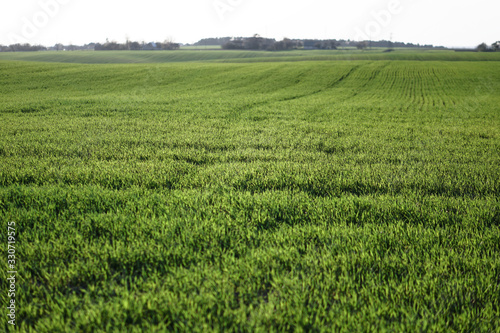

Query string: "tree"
[[476, 43, 488, 52], [129, 42, 141, 50], [325, 40, 338, 50], [244, 34, 263, 50], [492, 42, 500, 52], [222, 39, 244, 50], [7, 43, 46, 52], [160, 41, 180, 50], [356, 41, 368, 50]]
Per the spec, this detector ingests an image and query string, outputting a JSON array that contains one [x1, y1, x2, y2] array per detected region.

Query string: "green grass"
[[0, 49, 499, 64], [0, 55, 499, 332]]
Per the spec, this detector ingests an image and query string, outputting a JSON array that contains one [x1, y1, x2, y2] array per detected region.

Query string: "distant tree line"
[[476, 42, 500, 52], [95, 40, 180, 51], [193, 37, 232, 46], [221, 35, 302, 51], [0, 40, 180, 52], [5, 37, 494, 53], [216, 37, 445, 51], [0, 44, 47, 52], [0, 43, 94, 52], [352, 40, 443, 50]]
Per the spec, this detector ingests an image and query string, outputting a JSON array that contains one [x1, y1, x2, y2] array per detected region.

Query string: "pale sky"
[[0, 0, 498, 48]]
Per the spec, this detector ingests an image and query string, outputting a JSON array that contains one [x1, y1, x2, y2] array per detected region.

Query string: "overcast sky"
[[1, 0, 498, 48]]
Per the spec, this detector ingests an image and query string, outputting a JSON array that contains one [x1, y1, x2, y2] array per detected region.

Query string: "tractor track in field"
[[279, 64, 363, 102], [236, 64, 364, 113]]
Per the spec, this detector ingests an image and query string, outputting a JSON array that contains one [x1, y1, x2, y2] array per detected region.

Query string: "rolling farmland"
[[1, 49, 500, 64], [1, 50, 499, 331]]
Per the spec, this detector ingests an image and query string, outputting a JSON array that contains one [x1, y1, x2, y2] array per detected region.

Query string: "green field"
[[1, 50, 499, 332], [180, 45, 223, 50], [1, 49, 499, 64]]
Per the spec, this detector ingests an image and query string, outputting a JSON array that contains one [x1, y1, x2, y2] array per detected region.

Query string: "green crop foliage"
[[0, 50, 499, 332], [1, 49, 500, 64]]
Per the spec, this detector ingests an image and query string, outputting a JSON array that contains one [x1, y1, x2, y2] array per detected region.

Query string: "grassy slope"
[[0, 58, 499, 331], [1, 49, 500, 64]]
